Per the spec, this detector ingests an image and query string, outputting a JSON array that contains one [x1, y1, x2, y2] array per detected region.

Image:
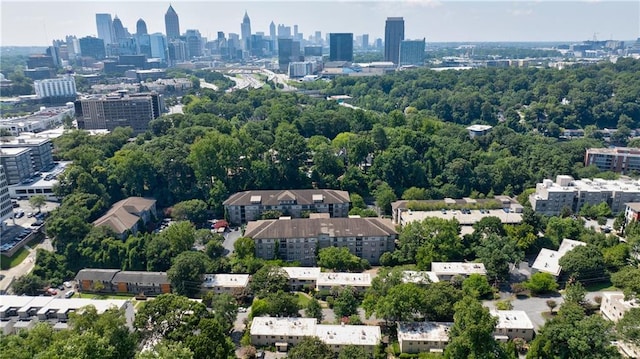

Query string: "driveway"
[[223, 229, 243, 257], [0, 236, 54, 294]]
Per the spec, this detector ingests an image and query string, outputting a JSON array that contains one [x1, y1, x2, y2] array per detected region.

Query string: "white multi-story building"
[[531, 239, 587, 276], [0, 295, 134, 335], [0, 105, 74, 136], [250, 317, 381, 354], [316, 272, 372, 293], [600, 292, 640, 358], [282, 267, 322, 291], [490, 310, 535, 341], [201, 274, 250, 294], [34, 76, 77, 99], [430, 262, 487, 281], [397, 322, 452, 354], [530, 175, 640, 216]]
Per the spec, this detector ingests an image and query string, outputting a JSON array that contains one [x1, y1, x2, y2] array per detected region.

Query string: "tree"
[[474, 234, 524, 283], [350, 193, 366, 209], [472, 216, 506, 237], [372, 282, 428, 322], [287, 336, 334, 359], [546, 300, 558, 314], [167, 251, 211, 297], [249, 265, 288, 297], [306, 297, 323, 323], [558, 245, 607, 282], [338, 345, 370, 359], [373, 182, 397, 215], [68, 305, 137, 359], [423, 281, 464, 322], [134, 294, 209, 343], [171, 199, 209, 226], [617, 308, 640, 347], [136, 342, 194, 359], [402, 187, 428, 200], [317, 246, 368, 272], [160, 221, 197, 255], [525, 272, 558, 295], [396, 217, 462, 267], [260, 209, 283, 220], [333, 287, 360, 318], [445, 296, 507, 359], [205, 239, 225, 260], [563, 281, 587, 305], [233, 237, 256, 259], [201, 292, 238, 331], [251, 291, 300, 318], [28, 194, 47, 213], [11, 274, 45, 296], [462, 274, 493, 299], [185, 317, 235, 359], [610, 266, 640, 300]]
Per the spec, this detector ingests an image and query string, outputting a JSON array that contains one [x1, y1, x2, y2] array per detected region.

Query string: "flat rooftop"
[[316, 324, 381, 346], [532, 239, 586, 276], [282, 267, 321, 281], [0, 147, 30, 156], [431, 262, 487, 276], [490, 310, 535, 330], [397, 322, 452, 342], [250, 317, 317, 337], [316, 272, 372, 287], [466, 124, 493, 131], [202, 274, 250, 288], [400, 209, 522, 226]]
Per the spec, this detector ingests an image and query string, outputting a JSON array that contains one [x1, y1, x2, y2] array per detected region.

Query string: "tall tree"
[[167, 251, 211, 297], [287, 336, 334, 359]]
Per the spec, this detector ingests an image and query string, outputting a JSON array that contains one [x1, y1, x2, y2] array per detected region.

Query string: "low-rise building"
[[624, 202, 640, 224], [529, 175, 640, 216], [397, 321, 452, 354], [282, 267, 322, 291], [531, 239, 587, 276], [92, 197, 157, 239], [75, 269, 170, 296], [490, 310, 535, 342], [224, 189, 350, 224], [316, 272, 371, 293], [250, 317, 381, 353], [0, 295, 134, 335], [466, 124, 492, 138], [430, 262, 487, 281], [202, 274, 250, 294], [600, 292, 640, 358], [8, 161, 70, 200], [247, 217, 397, 266], [0, 106, 74, 136]]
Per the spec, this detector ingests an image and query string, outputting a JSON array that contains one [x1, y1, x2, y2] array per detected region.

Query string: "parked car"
[[65, 290, 75, 298], [46, 288, 57, 296], [14, 211, 24, 218]]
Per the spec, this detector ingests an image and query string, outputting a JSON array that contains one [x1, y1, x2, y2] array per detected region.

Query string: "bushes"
[[525, 272, 558, 295]]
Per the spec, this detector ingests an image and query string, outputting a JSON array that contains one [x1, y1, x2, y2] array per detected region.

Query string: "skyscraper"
[[384, 17, 404, 64], [362, 34, 369, 50], [329, 33, 353, 62], [241, 11, 251, 51], [96, 13, 114, 45], [184, 29, 202, 58], [79, 36, 106, 60], [149, 33, 167, 62], [112, 16, 127, 42], [165, 5, 180, 40], [270, 21, 277, 52], [399, 39, 426, 66], [136, 18, 148, 36]]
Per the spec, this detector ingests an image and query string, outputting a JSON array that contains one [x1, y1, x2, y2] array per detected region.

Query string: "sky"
[[1, 0, 639, 46]]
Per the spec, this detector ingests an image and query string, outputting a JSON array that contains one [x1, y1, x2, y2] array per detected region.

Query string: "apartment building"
[[397, 321, 452, 354], [0, 147, 34, 185], [75, 269, 170, 296], [246, 216, 397, 266], [531, 239, 587, 276], [585, 147, 640, 174], [1, 137, 55, 173], [316, 272, 372, 294], [75, 92, 163, 134], [0, 166, 12, 228], [430, 262, 487, 281], [250, 317, 381, 354], [0, 295, 134, 334], [490, 310, 535, 341], [600, 292, 640, 358], [282, 267, 322, 291], [223, 189, 350, 224], [530, 175, 640, 216], [201, 274, 250, 294], [92, 197, 157, 239]]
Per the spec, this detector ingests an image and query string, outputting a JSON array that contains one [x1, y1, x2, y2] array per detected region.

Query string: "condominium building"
[[490, 310, 535, 341], [397, 322, 452, 354], [246, 216, 397, 266], [585, 147, 640, 174], [250, 317, 381, 354], [531, 239, 587, 276], [316, 272, 372, 293], [0, 295, 134, 334], [201, 274, 250, 294], [34, 76, 77, 99], [223, 189, 350, 224], [75, 92, 164, 134], [75, 269, 170, 296], [92, 197, 157, 239], [430, 262, 487, 281], [282, 267, 322, 291], [529, 175, 640, 216], [1, 137, 54, 173]]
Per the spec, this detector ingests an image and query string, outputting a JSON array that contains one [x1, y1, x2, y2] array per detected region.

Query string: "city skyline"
[[1, 1, 639, 46]]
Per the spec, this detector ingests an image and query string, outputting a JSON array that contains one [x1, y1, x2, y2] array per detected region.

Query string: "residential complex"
[[531, 239, 587, 276], [316, 272, 372, 293], [430, 262, 487, 281], [490, 310, 536, 342], [529, 175, 640, 216], [0, 295, 134, 335], [1, 137, 55, 176], [201, 274, 250, 294], [33, 76, 77, 99], [223, 189, 350, 224], [92, 197, 157, 239], [75, 269, 171, 296], [584, 147, 640, 174], [246, 216, 397, 265], [75, 92, 164, 134], [397, 322, 452, 354], [0, 147, 33, 185], [250, 317, 381, 354]]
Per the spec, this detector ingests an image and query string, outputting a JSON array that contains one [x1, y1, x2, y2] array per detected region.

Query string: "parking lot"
[[1, 199, 59, 256]]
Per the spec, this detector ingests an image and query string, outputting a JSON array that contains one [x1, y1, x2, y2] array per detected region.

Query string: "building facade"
[[397, 322, 452, 354], [75, 92, 163, 134], [585, 147, 640, 174], [490, 310, 535, 342], [34, 76, 77, 99], [599, 292, 640, 358], [95, 13, 114, 46], [0, 166, 12, 228], [329, 33, 354, 62], [223, 189, 350, 224], [529, 175, 640, 216], [399, 39, 425, 66], [75, 269, 170, 296], [0, 147, 34, 185], [384, 17, 404, 64], [164, 5, 180, 40], [2, 138, 54, 173], [93, 197, 157, 239], [202, 274, 250, 294], [79, 36, 106, 60], [246, 217, 397, 266]]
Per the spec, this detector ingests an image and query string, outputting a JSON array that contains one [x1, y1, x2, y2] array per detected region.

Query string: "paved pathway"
[[0, 236, 53, 293]]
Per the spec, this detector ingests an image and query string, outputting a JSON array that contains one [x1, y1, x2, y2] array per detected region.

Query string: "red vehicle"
[[46, 288, 58, 296]]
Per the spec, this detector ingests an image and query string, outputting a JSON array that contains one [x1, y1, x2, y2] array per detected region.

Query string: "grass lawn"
[[296, 292, 311, 307], [75, 292, 137, 300], [0, 248, 30, 270]]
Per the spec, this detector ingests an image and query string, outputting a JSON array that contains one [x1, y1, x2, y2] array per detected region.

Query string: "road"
[[262, 69, 295, 91], [0, 236, 54, 294], [222, 229, 243, 256], [226, 74, 264, 92], [199, 79, 219, 91]]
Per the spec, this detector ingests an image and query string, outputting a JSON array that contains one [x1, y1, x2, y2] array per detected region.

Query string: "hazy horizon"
[[1, 0, 639, 46]]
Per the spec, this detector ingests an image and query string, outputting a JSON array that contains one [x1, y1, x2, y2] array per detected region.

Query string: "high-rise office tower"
[[136, 18, 148, 36], [112, 15, 127, 42], [165, 5, 180, 40], [184, 29, 203, 58], [270, 21, 277, 52], [278, 24, 291, 39], [79, 36, 106, 59], [149, 33, 167, 62], [96, 13, 114, 45], [384, 17, 404, 64], [399, 39, 426, 66], [314, 31, 322, 45], [362, 34, 369, 49], [241, 11, 251, 51], [329, 33, 353, 62]]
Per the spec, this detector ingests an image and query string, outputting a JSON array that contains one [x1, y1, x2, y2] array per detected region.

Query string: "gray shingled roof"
[[75, 269, 120, 282], [223, 189, 349, 206], [244, 217, 397, 239], [111, 271, 169, 285]]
